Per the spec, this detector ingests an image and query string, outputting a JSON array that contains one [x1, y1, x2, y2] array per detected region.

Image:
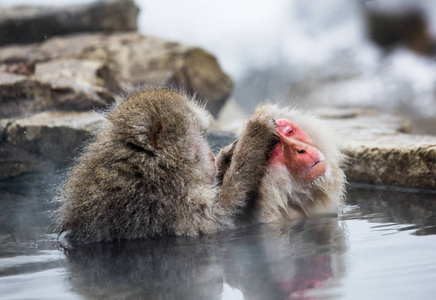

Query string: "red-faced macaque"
[[218, 104, 346, 223], [56, 87, 280, 243]]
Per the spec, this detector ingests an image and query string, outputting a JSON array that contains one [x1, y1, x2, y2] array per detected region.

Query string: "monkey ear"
[[149, 119, 164, 148]]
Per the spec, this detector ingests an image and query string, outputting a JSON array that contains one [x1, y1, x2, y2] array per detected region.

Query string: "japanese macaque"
[[57, 87, 280, 243], [57, 88, 345, 243], [218, 104, 346, 223]]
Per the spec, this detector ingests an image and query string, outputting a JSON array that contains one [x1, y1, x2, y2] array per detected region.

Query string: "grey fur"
[[220, 104, 347, 223], [56, 88, 279, 243]]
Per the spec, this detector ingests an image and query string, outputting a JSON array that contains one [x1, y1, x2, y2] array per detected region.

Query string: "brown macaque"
[[218, 104, 346, 223], [57, 88, 345, 243], [56, 87, 280, 243]]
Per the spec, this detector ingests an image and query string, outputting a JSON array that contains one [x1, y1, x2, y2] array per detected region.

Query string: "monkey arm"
[[217, 116, 280, 216]]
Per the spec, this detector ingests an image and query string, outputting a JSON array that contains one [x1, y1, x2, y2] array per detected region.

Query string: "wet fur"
[[218, 104, 346, 223], [56, 88, 280, 243]]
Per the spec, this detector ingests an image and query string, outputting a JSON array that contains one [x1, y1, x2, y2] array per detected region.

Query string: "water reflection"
[[1, 181, 436, 299], [344, 185, 436, 235], [64, 217, 346, 299]]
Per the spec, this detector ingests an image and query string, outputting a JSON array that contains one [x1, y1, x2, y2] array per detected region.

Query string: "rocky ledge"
[[319, 108, 435, 190], [1, 108, 434, 190], [0, 32, 233, 118], [0, 111, 103, 180]]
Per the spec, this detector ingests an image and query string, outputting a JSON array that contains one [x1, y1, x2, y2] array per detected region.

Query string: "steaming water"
[[1, 183, 435, 300]]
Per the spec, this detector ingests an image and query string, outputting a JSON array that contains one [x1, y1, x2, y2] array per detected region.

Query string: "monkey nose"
[[294, 143, 307, 154], [282, 136, 307, 154], [284, 138, 320, 161]]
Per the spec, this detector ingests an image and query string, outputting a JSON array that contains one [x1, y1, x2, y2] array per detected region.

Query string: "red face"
[[269, 119, 327, 182]]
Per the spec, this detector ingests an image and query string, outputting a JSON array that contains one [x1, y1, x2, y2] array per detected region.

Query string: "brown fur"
[[217, 104, 346, 223], [56, 88, 279, 243]]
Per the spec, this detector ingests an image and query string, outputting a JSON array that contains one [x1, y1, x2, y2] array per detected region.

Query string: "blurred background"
[[2, 0, 436, 133]]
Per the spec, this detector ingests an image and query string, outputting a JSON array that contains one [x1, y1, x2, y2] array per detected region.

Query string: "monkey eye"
[[277, 122, 294, 137], [283, 126, 294, 136]]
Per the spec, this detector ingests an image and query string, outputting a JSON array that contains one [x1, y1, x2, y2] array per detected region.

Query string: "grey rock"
[[0, 111, 104, 180], [0, 29, 234, 180], [343, 138, 435, 190], [365, 8, 435, 56], [1, 108, 434, 189], [322, 109, 435, 190], [0, 60, 113, 118], [0, 0, 139, 46], [0, 32, 233, 117], [0, 142, 54, 182]]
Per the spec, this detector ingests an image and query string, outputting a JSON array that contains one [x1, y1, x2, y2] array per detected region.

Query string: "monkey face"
[[244, 104, 346, 222], [269, 119, 327, 183]]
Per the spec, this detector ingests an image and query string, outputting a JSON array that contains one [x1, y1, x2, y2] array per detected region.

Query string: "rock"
[[0, 108, 434, 189], [0, 60, 113, 118], [0, 32, 233, 117], [0, 142, 54, 182], [342, 138, 436, 190], [0, 30, 233, 180], [0, 111, 104, 180], [0, 0, 139, 46], [318, 108, 412, 134], [365, 8, 435, 55], [323, 109, 435, 190]]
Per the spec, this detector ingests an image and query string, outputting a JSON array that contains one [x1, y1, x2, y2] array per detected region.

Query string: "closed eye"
[[279, 124, 294, 136]]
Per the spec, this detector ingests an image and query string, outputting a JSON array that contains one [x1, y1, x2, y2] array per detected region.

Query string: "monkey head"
[[237, 104, 346, 222], [107, 89, 217, 185], [58, 88, 224, 242]]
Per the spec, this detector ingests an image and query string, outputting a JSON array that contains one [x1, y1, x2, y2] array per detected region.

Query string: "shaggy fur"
[[218, 104, 346, 223], [56, 88, 280, 243]]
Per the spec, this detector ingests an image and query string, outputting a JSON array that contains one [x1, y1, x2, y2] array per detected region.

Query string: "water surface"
[[0, 182, 435, 300]]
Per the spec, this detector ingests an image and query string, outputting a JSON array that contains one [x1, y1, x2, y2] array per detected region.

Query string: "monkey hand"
[[239, 114, 280, 160], [218, 114, 279, 210]]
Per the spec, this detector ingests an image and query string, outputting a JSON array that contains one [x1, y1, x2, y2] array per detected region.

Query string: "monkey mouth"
[[311, 160, 320, 169], [305, 160, 320, 174], [304, 160, 327, 182]]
